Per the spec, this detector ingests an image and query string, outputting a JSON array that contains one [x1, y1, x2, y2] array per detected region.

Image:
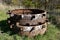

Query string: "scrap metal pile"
[[7, 9, 48, 37]]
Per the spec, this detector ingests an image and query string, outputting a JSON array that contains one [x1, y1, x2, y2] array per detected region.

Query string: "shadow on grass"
[[48, 12, 60, 30], [0, 20, 18, 35]]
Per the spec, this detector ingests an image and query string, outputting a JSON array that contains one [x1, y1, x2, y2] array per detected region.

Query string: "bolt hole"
[[31, 16, 35, 20], [42, 14, 46, 16], [46, 20, 48, 22], [42, 25, 45, 29]]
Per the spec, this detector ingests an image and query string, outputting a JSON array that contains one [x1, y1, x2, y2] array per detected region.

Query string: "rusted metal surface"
[[7, 9, 48, 37]]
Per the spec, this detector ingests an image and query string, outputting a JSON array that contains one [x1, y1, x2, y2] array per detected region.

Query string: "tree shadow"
[[0, 20, 10, 32], [0, 20, 18, 35]]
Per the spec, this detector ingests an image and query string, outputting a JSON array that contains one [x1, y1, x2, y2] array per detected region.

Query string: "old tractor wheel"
[[7, 9, 48, 37]]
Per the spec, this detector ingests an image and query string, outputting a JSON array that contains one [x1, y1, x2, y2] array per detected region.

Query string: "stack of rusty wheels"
[[7, 9, 48, 37]]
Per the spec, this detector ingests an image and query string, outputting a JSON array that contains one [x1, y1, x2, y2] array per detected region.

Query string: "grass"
[[0, 10, 60, 40]]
